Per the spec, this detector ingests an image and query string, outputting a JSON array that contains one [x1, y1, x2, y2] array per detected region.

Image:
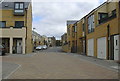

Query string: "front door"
[[114, 35, 119, 60], [17, 40, 22, 54]]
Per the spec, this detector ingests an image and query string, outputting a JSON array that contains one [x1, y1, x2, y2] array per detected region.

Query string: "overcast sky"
[[32, 0, 106, 39]]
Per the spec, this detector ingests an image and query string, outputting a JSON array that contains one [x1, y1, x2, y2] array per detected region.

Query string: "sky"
[[32, 0, 106, 40]]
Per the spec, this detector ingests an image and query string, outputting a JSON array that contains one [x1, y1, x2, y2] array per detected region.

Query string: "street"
[[2, 47, 119, 79]]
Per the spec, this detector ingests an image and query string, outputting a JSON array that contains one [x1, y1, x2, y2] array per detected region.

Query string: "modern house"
[[63, 0, 119, 61], [61, 33, 68, 52], [32, 31, 41, 49], [67, 20, 78, 53], [0, 0, 32, 54], [86, 1, 120, 60], [76, 17, 87, 55], [48, 36, 56, 47], [61, 33, 67, 46]]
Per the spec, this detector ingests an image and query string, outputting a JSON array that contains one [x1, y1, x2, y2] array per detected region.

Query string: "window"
[[74, 25, 77, 32], [82, 24, 85, 31], [112, 9, 116, 17], [88, 15, 95, 33], [98, 10, 116, 24], [0, 21, 6, 28], [98, 13, 108, 24], [99, 13, 108, 20], [20, 3, 24, 9], [68, 41, 70, 47], [15, 2, 24, 9], [68, 28, 70, 35], [15, 21, 24, 28], [14, 2, 24, 14], [15, 3, 19, 9]]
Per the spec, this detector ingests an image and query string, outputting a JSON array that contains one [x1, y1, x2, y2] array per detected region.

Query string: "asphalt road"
[[2, 47, 119, 79]]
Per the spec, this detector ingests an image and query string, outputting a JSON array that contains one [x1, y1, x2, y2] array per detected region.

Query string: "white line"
[[4, 64, 21, 79]]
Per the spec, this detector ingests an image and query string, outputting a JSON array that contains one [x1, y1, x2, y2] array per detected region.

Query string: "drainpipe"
[[107, 24, 110, 60], [118, 1, 120, 80], [24, 8, 27, 54]]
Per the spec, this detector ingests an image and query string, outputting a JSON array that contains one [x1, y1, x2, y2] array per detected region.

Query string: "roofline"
[[0, 0, 4, 4], [76, 2, 107, 23], [86, 2, 107, 17]]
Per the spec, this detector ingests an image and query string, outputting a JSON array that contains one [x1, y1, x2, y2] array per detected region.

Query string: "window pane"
[[20, 3, 23, 9], [15, 3, 19, 9], [15, 21, 24, 28], [0, 21, 6, 28]]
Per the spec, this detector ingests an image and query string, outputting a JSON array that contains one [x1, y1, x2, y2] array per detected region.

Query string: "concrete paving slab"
[[2, 62, 21, 79]]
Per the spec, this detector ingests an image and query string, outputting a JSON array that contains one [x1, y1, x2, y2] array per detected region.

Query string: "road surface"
[[2, 47, 119, 79]]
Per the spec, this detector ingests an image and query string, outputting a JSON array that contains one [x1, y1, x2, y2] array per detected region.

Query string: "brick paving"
[[2, 48, 119, 79]]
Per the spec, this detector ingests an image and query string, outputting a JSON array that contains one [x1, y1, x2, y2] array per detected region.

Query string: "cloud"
[[32, 0, 104, 39]]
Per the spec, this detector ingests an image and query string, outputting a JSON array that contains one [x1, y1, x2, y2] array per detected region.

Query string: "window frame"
[[87, 14, 95, 33], [15, 21, 24, 28], [14, 2, 24, 10], [0, 21, 6, 28]]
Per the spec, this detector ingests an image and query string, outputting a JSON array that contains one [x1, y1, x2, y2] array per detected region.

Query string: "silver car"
[[36, 45, 43, 50]]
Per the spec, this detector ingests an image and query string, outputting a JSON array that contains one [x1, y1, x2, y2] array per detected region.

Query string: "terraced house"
[[61, 33, 68, 52], [86, 0, 120, 60], [32, 31, 41, 50], [0, 0, 32, 54], [63, 0, 120, 61], [76, 17, 87, 55], [67, 21, 78, 53]]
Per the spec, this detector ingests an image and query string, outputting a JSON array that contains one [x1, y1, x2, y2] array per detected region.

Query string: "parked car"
[[42, 45, 47, 50], [0, 44, 6, 56], [36, 45, 43, 50]]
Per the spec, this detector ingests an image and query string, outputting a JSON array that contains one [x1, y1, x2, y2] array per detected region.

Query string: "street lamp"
[[33, 28, 36, 50]]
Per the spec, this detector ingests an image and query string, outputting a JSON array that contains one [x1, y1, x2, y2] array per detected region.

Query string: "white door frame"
[[114, 35, 119, 60], [17, 40, 22, 54]]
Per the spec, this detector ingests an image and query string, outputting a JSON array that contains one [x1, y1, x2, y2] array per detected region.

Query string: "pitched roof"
[[0, 0, 31, 10], [67, 20, 78, 26]]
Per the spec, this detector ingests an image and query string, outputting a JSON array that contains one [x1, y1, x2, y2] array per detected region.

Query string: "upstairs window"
[[15, 21, 24, 28], [98, 10, 116, 24], [15, 2, 24, 10], [99, 13, 108, 20], [74, 25, 77, 33], [82, 24, 85, 32], [98, 13, 108, 24], [14, 2, 24, 15], [20, 3, 24, 9], [88, 15, 95, 33], [0, 21, 6, 28], [111, 9, 116, 17]]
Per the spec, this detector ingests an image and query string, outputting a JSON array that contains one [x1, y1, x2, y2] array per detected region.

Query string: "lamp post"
[[33, 28, 36, 50]]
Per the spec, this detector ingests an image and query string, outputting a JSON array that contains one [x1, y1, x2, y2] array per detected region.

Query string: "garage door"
[[88, 39, 94, 56], [97, 37, 106, 59]]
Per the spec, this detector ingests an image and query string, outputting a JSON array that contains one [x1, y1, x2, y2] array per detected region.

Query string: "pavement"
[[1, 47, 119, 79], [2, 62, 20, 79]]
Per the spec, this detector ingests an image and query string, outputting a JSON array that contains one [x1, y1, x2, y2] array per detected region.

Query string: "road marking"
[[4, 64, 21, 79], [111, 66, 119, 70]]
